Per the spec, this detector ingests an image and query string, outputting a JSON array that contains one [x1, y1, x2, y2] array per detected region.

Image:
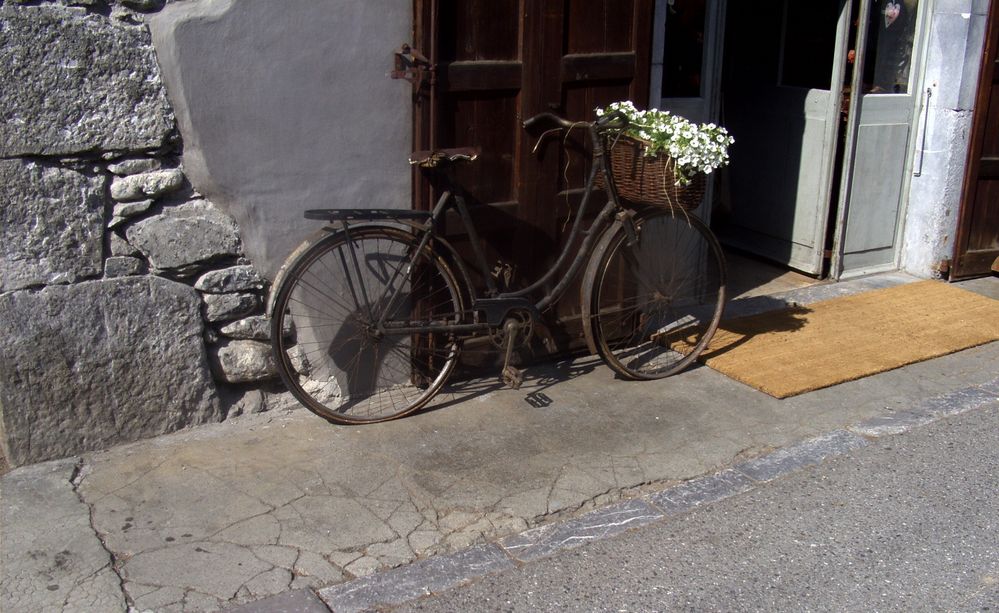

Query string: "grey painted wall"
[[150, 0, 412, 279], [902, 0, 989, 277]]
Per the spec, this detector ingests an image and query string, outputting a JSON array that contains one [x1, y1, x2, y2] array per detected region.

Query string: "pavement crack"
[[196, 465, 292, 512], [288, 549, 303, 589], [69, 457, 133, 610], [87, 456, 174, 502], [60, 562, 114, 611], [544, 464, 566, 514]]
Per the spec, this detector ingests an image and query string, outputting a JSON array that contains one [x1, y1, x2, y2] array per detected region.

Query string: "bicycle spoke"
[[591, 209, 725, 380], [272, 227, 464, 423]]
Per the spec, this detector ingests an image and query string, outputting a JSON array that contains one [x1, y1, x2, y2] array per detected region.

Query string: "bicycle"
[[268, 111, 726, 424]]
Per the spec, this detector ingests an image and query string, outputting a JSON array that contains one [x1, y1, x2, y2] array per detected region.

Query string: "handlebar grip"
[[595, 110, 629, 131], [523, 112, 574, 130]]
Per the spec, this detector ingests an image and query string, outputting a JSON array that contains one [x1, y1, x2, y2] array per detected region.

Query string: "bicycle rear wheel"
[[271, 226, 464, 423], [587, 208, 725, 379]]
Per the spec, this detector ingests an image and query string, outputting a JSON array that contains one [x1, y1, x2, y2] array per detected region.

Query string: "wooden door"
[[715, 0, 852, 275], [413, 0, 654, 353], [953, 1, 999, 279]]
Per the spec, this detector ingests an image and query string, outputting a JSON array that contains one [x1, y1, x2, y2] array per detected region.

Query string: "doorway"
[[657, 0, 928, 281]]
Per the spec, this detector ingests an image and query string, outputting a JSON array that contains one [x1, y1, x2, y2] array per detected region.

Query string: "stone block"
[[734, 430, 868, 483], [109, 232, 141, 257], [0, 277, 221, 466], [125, 200, 242, 271], [195, 265, 266, 293], [220, 387, 265, 418], [110, 168, 185, 202], [203, 292, 260, 322], [647, 469, 756, 516], [318, 544, 514, 613], [120, 0, 166, 13], [0, 4, 174, 157], [219, 315, 271, 341], [0, 159, 106, 292], [499, 499, 664, 563], [108, 199, 154, 228], [104, 256, 147, 278], [211, 340, 278, 383], [107, 157, 163, 176]]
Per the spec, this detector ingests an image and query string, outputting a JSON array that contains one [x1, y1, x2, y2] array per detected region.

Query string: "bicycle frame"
[[406, 121, 631, 332], [283, 116, 635, 340]]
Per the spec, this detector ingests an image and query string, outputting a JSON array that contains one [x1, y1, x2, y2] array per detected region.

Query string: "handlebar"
[[595, 110, 629, 131], [522, 112, 574, 130], [522, 110, 629, 132]]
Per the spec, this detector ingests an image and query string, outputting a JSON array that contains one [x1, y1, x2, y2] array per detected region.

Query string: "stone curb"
[[732, 429, 869, 482], [234, 377, 999, 613], [317, 544, 514, 613]]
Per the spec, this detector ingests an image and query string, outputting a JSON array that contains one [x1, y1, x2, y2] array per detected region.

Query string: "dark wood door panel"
[[415, 0, 654, 352], [442, 61, 523, 92], [954, 4, 999, 278], [562, 52, 637, 83], [437, 0, 520, 62], [565, 0, 637, 53], [440, 93, 518, 205]]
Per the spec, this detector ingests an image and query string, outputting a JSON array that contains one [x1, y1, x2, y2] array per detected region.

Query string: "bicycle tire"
[[586, 208, 726, 380], [271, 226, 464, 424]]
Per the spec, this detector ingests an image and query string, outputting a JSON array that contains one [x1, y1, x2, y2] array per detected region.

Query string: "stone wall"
[[0, 0, 283, 467]]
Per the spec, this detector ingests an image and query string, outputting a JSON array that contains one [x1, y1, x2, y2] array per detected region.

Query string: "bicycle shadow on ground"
[[694, 295, 813, 362], [421, 353, 605, 414]]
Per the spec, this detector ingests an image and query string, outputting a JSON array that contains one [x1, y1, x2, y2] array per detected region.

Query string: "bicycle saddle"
[[409, 147, 480, 168]]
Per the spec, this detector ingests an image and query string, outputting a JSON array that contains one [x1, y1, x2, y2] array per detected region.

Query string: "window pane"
[[862, 0, 919, 94], [780, 0, 840, 90], [662, 0, 707, 98]]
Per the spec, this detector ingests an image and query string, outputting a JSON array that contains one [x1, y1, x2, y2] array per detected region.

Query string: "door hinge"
[[392, 43, 435, 86]]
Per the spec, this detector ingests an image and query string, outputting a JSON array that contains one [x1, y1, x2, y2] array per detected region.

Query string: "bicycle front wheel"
[[587, 208, 726, 380], [271, 226, 464, 423]]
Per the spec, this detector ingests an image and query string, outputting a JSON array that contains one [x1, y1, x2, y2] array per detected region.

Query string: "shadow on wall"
[[150, 0, 413, 279]]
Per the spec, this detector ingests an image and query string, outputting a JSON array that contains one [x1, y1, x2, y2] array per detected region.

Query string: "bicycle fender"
[[579, 216, 628, 356], [266, 222, 475, 319], [425, 233, 478, 306], [266, 225, 338, 318], [266, 222, 401, 318]]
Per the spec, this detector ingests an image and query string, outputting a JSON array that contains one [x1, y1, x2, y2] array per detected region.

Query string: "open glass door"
[[833, 0, 927, 277], [714, 0, 852, 275]]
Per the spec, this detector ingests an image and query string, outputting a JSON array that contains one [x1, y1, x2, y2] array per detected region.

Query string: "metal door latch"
[[392, 43, 434, 86]]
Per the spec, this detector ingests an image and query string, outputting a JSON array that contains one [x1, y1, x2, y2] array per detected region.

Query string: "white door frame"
[[649, 0, 727, 223]]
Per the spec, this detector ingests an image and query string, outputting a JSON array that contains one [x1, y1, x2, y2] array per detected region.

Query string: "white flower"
[[595, 101, 734, 185]]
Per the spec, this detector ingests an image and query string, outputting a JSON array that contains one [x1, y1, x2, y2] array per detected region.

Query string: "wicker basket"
[[600, 136, 705, 211]]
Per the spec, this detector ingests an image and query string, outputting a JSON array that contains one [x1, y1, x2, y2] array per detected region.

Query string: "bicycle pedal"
[[501, 365, 524, 389]]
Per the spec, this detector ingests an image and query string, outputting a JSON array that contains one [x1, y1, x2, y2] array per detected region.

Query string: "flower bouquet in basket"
[[595, 101, 734, 211]]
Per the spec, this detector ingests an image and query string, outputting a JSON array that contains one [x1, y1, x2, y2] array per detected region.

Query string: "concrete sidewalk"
[[3, 275, 997, 613]]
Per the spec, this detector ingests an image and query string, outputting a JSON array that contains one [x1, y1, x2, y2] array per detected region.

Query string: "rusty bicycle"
[[268, 111, 726, 424]]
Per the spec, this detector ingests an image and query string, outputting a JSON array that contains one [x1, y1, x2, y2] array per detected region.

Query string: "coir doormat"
[[694, 280, 999, 398]]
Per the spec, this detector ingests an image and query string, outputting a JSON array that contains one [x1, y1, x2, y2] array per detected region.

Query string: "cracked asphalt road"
[[393, 404, 999, 613]]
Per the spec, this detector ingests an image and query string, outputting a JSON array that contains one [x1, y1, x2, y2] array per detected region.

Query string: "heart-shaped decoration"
[[884, 1, 901, 28]]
